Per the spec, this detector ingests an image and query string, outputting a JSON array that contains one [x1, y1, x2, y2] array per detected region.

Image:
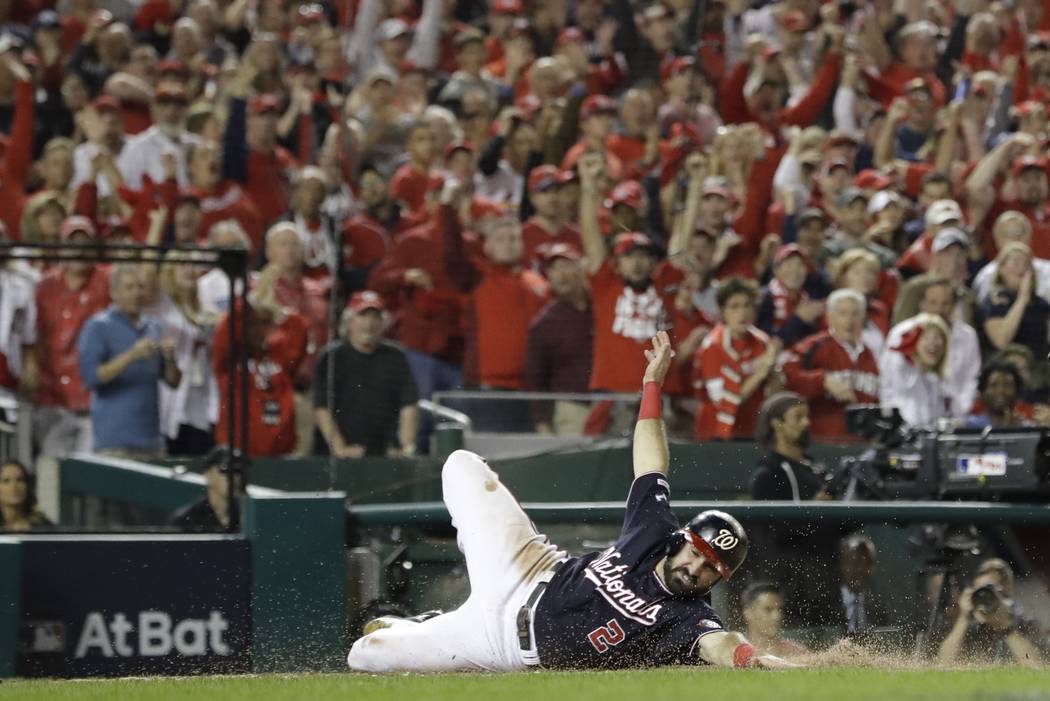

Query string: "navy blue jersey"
[[533, 472, 725, 669]]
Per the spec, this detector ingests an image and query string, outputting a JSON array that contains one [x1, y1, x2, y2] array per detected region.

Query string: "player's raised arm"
[[632, 331, 674, 479], [696, 630, 802, 669]]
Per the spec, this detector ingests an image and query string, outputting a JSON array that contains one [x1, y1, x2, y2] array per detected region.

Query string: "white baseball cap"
[[376, 18, 412, 42], [867, 190, 902, 215], [925, 199, 963, 227], [932, 227, 970, 253]]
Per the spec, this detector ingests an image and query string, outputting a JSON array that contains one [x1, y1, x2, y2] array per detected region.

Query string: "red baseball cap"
[[155, 85, 189, 104], [249, 93, 282, 115], [580, 94, 617, 120], [444, 140, 474, 161], [134, 0, 173, 32], [297, 3, 326, 24], [347, 290, 385, 313], [399, 59, 429, 75], [558, 168, 579, 185], [853, 169, 894, 191], [60, 215, 97, 240], [157, 58, 190, 78], [780, 9, 809, 32], [826, 130, 859, 148], [492, 0, 524, 14], [1014, 100, 1043, 119], [528, 165, 562, 193], [506, 18, 533, 40], [660, 55, 696, 83], [514, 93, 542, 121], [669, 120, 703, 145], [541, 242, 582, 265], [702, 182, 732, 200], [1012, 155, 1047, 178], [604, 180, 647, 210], [92, 95, 121, 113], [557, 27, 585, 47], [773, 243, 807, 267], [613, 231, 658, 257]]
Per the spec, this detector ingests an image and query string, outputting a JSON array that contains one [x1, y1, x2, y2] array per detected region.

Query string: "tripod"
[[910, 525, 981, 656]]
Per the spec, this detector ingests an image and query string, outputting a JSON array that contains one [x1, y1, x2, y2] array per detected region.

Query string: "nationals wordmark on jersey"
[[584, 548, 665, 626]]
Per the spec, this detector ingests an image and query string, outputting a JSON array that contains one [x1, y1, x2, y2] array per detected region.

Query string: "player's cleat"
[[361, 616, 403, 636], [362, 610, 444, 636], [407, 609, 444, 623]]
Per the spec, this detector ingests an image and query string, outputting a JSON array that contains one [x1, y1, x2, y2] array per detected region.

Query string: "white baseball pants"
[[347, 450, 567, 673]]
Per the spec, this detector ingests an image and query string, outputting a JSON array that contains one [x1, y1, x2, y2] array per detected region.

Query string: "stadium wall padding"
[[243, 493, 348, 672], [0, 539, 20, 678], [57, 442, 865, 522]]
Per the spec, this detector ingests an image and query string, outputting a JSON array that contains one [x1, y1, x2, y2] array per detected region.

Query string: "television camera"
[[825, 406, 1050, 502]]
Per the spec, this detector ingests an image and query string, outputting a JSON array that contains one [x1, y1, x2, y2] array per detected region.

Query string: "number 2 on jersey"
[[587, 618, 625, 653]]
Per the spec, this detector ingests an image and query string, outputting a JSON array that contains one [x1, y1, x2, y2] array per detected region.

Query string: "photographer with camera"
[[937, 558, 1048, 667]]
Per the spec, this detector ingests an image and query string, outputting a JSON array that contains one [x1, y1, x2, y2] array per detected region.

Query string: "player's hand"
[[752, 653, 804, 669], [642, 330, 675, 386]]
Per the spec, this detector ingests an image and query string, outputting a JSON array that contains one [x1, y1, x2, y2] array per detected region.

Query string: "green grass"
[[2, 668, 1050, 701]]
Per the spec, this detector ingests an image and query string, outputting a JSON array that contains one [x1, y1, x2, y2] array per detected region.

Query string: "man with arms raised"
[[348, 332, 796, 671]]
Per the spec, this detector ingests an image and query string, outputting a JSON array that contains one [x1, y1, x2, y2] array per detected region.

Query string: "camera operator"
[[749, 392, 843, 626], [937, 558, 1048, 667]]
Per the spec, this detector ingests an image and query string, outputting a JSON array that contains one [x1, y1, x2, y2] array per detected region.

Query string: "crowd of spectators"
[[6, 0, 1050, 462]]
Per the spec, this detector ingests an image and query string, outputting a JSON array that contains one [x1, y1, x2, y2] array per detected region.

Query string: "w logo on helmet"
[[710, 529, 739, 550]]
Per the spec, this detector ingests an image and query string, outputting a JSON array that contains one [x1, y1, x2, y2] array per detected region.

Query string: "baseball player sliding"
[[348, 331, 798, 671]]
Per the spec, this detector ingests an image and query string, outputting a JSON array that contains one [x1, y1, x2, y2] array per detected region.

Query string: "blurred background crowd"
[[2, 0, 1050, 464]]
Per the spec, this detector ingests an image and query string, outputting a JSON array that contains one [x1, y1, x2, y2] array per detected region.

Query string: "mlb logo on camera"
[[954, 453, 1008, 479]]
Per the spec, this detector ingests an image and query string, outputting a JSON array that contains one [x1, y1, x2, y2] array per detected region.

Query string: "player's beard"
[[663, 558, 710, 597]]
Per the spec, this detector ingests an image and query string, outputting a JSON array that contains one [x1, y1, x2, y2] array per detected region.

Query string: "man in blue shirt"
[[78, 264, 181, 456]]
